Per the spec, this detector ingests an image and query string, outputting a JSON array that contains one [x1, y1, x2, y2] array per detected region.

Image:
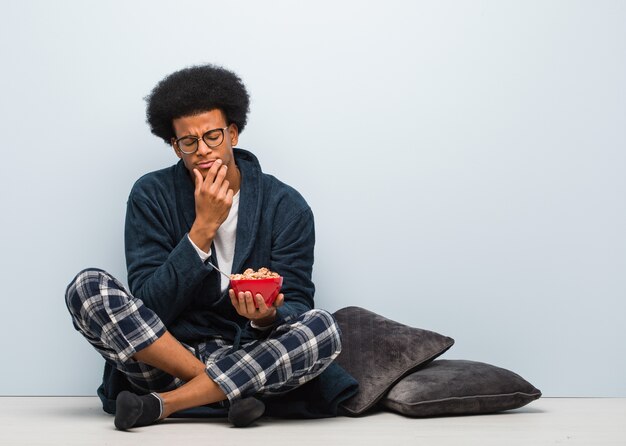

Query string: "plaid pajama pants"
[[65, 268, 342, 402]]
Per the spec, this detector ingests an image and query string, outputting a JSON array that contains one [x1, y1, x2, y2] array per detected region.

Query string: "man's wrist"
[[252, 311, 277, 329], [188, 225, 216, 252], [187, 234, 212, 261]]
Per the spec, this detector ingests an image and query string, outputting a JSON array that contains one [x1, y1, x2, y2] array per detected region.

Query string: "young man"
[[65, 65, 353, 429]]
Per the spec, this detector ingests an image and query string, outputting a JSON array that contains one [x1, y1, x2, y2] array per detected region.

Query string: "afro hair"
[[145, 64, 250, 144]]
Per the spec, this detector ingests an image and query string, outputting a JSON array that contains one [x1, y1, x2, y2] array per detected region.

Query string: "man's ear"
[[171, 138, 182, 159], [229, 124, 239, 147]]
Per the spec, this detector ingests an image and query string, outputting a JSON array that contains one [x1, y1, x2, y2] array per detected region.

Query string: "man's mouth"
[[197, 159, 218, 169]]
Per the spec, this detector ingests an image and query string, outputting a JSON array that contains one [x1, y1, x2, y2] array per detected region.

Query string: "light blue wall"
[[0, 0, 624, 396]]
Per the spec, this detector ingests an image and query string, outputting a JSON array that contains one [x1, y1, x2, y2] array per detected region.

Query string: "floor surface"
[[1, 397, 625, 445]]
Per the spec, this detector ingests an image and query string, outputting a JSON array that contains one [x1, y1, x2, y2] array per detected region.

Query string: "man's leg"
[[132, 332, 226, 417], [66, 269, 340, 427], [134, 309, 342, 426], [202, 309, 342, 401], [65, 268, 226, 428]]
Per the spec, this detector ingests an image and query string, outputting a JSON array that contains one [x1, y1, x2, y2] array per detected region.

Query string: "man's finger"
[[193, 168, 203, 191], [202, 159, 223, 187], [210, 162, 227, 183], [218, 180, 230, 199], [229, 289, 239, 309], [225, 188, 234, 204], [244, 291, 257, 314], [237, 291, 246, 312], [216, 164, 228, 181], [274, 293, 285, 308], [255, 294, 267, 312]]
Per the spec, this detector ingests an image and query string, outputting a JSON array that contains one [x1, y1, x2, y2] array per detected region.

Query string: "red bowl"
[[230, 277, 283, 307]]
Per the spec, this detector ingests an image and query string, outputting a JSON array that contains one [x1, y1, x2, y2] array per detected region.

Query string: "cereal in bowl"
[[230, 267, 280, 280]]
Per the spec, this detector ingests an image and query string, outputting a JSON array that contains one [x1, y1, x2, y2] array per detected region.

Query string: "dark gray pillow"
[[333, 306, 455, 416], [381, 359, 542, 417]]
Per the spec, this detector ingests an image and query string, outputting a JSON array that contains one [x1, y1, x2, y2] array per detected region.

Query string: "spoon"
[[207, 261, 231, 282]]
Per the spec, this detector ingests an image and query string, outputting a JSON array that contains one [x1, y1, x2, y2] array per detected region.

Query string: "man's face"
[[171, 109, 239, 184]]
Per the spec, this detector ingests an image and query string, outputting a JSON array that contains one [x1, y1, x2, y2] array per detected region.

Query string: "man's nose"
[[196, 138, 212, 155]]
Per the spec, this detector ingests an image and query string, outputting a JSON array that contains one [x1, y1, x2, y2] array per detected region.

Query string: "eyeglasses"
[[174, 127, 229, 155]]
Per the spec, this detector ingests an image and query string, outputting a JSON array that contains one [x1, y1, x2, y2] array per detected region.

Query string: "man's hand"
[[188, 160, 233, 252], [229, 290, 285, 326]]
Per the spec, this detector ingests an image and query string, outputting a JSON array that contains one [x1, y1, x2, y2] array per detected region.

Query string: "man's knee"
[[301, 309, 342, 358], [65, 268, 123, 319]]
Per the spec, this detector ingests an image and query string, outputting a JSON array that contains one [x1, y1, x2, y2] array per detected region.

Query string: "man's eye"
[[179, 138, 196, 147], [205, 132, 220, 141]]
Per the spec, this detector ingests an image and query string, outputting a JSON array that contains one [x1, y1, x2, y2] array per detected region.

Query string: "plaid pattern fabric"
[[66, 268, 183, 393], [203, 309, 342, 400], [65, 268, 342, 401]]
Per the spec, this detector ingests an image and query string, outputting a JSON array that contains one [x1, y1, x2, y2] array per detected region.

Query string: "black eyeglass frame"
[[174, 126, 230, 155]]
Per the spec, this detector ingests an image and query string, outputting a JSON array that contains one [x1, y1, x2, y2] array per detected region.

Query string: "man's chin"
[[188, 167, 209, 183]]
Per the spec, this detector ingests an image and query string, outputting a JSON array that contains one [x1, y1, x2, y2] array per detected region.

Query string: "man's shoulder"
[[236, 148, 310, 210], [129, 163, 180, 200], [259, 172, 313, 236], [133, 163, 178, 187], [262, 172, 308, 207]]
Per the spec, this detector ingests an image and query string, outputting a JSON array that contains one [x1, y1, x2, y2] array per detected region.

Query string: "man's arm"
[[125, 161, 233, 326], [125, 192, 213, 326]]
